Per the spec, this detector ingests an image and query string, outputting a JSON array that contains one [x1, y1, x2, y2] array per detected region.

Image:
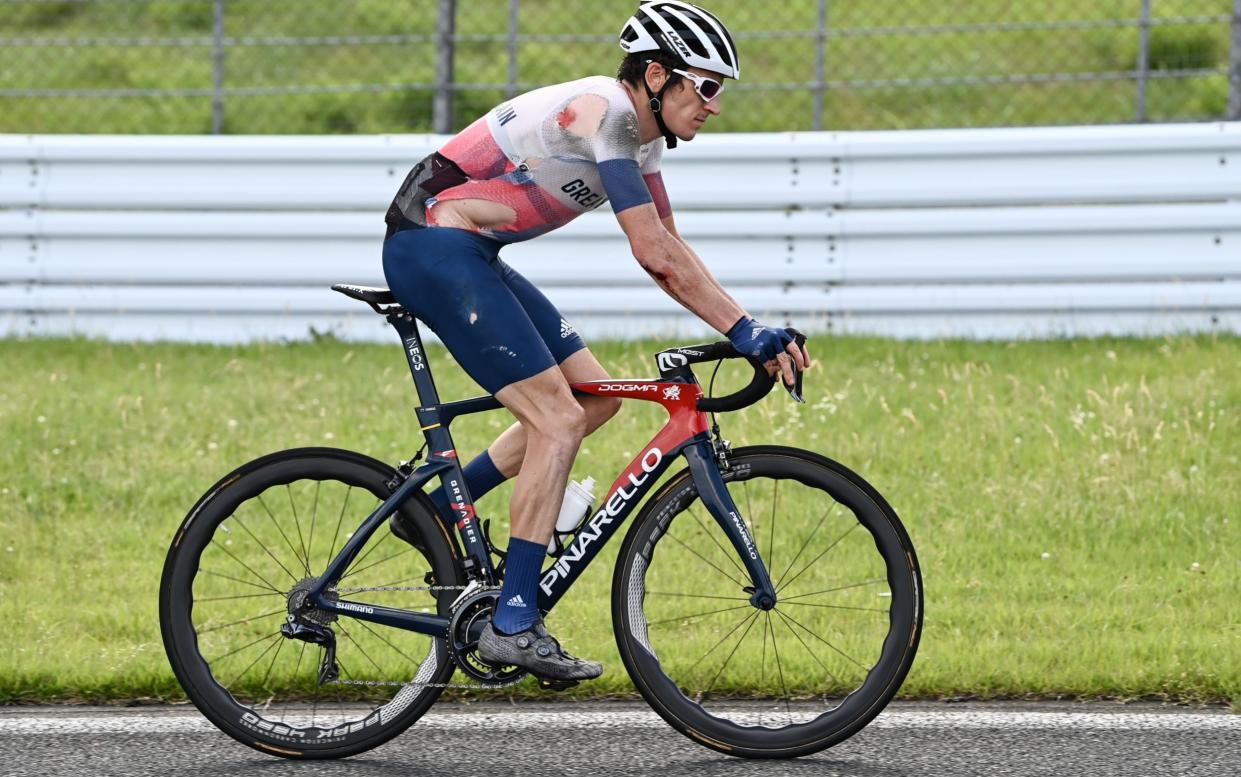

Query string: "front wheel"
[[612, 446, 922, 758]]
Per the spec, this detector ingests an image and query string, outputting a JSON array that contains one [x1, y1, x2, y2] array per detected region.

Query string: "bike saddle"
[[331, 284, 395, 305]]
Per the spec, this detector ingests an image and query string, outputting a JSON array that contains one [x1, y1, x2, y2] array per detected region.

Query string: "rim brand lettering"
[[540, 448, 663, 595]]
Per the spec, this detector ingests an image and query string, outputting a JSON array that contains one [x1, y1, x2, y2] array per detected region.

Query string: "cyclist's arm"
[[615, 202, 747, 334]]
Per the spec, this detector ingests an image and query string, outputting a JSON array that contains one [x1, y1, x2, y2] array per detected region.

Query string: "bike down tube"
[[537, 377, 776, 612]]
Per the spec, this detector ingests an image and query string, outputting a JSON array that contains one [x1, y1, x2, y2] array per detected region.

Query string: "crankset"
[[447, 585, 529, 688]]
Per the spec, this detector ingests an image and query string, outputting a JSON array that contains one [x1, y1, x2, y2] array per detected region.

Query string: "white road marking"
[[0, 708, 1237, 736]]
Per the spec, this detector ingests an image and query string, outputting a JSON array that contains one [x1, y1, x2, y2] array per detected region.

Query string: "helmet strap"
[[643, 66, 678, 150]]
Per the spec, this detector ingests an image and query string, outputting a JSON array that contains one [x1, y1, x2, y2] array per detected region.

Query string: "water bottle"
[[547, 476, 597, 556]]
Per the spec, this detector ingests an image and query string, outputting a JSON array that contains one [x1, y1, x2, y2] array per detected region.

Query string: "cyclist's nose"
[[704, 98, 721, 116]]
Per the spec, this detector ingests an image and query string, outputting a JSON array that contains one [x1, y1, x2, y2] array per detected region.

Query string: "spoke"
[[702, 610, 761, 701], [196, 591, 285, 603], [760, 608, 770, 695], [778, 601, 889, 614], [342, 516, 393, 576], [260, 634, 287, 689], [306, 481, 321, 570], [776, 606, 868, 671], [355, 574, 431, 590], [226, 514, 300, 586], [685, 609, 760, 675], [662, 527, 747, 590], [649, 603, 754, 627], [687, 505, 749, 584], [307, 642, 316, 728], [197, 608, 288, 635], [326, 486, 353, 564], [646, 591, 747, 602], [768, 610, 793, 726], [779, 579, 887, 602], [257, 494, 309, 577], [342, 546, 413, 582], [229, 633, 283, 689], [338, 623, 385, 675], [200, 566, 283, 595], [355, 619, 420, 666], [778, 519, 860, 595], [773, 501, 837, 591], [294, 641, 307, 679], [287, 484, 312, 576], [208, 631, 282, 664], [773, 607, 839, 685]]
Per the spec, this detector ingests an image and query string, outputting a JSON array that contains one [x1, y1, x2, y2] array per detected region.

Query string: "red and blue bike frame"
[[306, 311, 778, 638]]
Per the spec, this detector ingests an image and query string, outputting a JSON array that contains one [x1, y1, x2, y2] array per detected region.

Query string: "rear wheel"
[[613, 446, 922, 758], [160, 447, 461, 759]]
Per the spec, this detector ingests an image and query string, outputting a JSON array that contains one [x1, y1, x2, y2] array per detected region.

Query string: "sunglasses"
[[670, 67, 725, 102]]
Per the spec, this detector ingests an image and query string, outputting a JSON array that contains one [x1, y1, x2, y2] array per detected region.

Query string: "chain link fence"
[[1, 0, 1238, 134]]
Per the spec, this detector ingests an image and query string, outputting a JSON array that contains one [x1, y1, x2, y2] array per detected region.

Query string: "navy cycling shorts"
[[382, 224, 588, 395]]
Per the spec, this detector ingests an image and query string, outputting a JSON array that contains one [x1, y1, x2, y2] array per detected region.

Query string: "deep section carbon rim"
[[615, 448, 920, 753], [161, 450, 459, 756]]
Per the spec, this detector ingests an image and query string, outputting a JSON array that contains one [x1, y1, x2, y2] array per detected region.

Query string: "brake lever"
[[783, 329, 807, 403]]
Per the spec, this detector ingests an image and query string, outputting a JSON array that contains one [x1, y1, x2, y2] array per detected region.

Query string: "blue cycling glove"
[[727, 316, 794, 362]]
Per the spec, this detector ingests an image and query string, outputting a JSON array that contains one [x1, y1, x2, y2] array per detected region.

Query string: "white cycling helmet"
[[619, 1, 740, 80]]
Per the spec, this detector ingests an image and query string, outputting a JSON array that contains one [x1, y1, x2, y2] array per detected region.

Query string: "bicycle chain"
[[321, 583, 515, 691]]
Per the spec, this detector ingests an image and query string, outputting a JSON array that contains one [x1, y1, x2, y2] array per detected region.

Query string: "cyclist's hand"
[[728, 317, 809, 388], [727, 316, 794, 362], [765, 332, 810, 394]]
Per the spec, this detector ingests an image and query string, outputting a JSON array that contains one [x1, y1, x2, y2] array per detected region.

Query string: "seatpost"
[[388, 311, 441, 407]]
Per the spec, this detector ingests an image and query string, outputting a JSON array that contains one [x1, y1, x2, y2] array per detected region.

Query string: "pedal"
[[536, 677, 580, 692]]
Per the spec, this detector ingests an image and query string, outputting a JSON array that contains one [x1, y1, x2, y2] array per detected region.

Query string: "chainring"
[[447, 587, 528, 687]]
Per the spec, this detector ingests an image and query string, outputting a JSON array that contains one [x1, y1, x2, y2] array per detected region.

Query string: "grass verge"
[[0, 334, 1237, 705]]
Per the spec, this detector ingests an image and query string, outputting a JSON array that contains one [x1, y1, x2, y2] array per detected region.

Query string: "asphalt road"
[[1, 700, 1237, 777]]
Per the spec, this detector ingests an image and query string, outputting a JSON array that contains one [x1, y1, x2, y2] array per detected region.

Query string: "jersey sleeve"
[[590, 93, 654, 216]]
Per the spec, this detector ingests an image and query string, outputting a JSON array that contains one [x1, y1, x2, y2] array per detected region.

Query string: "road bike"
[[159, 283, 923, 759]]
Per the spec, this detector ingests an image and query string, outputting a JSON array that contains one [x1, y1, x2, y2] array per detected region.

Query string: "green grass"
[[0, 0, 1233, 133], [0, 333, 1237, 705]]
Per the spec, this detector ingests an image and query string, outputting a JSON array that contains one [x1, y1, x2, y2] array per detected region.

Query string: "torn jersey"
[[386, 76, 671, 244]]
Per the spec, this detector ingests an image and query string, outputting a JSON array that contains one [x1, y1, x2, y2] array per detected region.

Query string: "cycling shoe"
[[478, 619, 603, 681]]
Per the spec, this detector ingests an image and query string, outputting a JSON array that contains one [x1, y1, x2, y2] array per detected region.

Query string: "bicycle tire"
[[612, 445, 922, 758], [159, 447, 462, 759]]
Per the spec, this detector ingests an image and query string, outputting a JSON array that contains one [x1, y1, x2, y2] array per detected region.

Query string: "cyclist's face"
[[654, 65, 725, 141]]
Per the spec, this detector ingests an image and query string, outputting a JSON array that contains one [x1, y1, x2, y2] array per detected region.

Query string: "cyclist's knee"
[[499, 373, 589, 442], [544, 400, 588, 441], [584, 396, 622, 432]]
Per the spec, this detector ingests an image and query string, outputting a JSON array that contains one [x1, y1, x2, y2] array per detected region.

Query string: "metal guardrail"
[[1, 124, 1239, 342]]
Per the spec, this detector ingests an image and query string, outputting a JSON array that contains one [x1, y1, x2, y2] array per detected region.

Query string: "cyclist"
[[382, 1, 810, 682]]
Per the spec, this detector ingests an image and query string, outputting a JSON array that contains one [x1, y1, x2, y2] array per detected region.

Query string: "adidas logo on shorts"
[[560, 318, 575, 339], [507, 594, 526, 608]]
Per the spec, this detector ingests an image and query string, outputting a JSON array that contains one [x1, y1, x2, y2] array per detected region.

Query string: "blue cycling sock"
[[492, 537, 545, 635], [428, 450, 506, 519]]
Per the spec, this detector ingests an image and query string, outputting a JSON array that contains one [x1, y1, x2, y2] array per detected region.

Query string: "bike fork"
[[682, 440, 777, 610]]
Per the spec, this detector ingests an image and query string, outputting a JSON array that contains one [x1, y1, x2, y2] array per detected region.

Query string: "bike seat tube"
[[389, 311, 442, 407], [682, 440, 778, 609]]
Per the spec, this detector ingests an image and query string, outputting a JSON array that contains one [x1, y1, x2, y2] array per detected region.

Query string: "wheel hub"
[[287, 576, 339, 626]]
